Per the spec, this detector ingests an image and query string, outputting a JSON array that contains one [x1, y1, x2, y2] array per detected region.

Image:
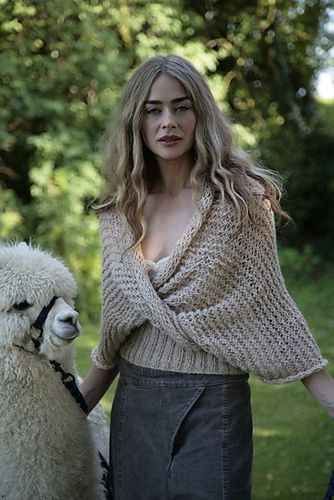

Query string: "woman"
[[81, 54, 334, 499]]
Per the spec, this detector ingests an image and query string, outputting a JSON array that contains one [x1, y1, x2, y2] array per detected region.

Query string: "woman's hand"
[[302, 369, 334, 419]]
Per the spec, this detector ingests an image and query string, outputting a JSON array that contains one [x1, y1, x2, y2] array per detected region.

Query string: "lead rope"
[[50, 360, 112, 499], [49, 360, 89, 414], [31, 296, 112, 498]]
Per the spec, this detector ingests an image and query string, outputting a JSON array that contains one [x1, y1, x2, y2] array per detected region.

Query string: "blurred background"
[[1, 1, 334, 498]]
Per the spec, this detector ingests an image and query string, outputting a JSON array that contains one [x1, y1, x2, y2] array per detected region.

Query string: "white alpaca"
[[0, 242, 109, 500]]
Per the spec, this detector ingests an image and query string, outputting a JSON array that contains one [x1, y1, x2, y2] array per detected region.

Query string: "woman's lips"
[[158, 135, 182, 146]]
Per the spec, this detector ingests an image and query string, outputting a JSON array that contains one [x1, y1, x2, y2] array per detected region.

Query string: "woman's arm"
[[81, 364, 119, 413], [302, 369, 334, 419]]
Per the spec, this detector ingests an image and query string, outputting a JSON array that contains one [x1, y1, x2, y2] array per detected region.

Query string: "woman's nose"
[[161, 109, 176, 129]]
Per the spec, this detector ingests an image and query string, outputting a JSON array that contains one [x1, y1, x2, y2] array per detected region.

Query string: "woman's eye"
[[175, 105, 189, 112], [13, 300, 31, 311], [145, 107, 160, 115]]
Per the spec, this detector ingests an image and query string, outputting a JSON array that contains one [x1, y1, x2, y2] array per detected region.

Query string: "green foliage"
[[278, 245, 322, 283], [0, 0, 333, 322], [0, 187, 25, 239], [0, 0, 129, 321]]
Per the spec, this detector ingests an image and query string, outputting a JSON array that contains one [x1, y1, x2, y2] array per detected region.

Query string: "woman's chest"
[[141, 192, 194, 262]]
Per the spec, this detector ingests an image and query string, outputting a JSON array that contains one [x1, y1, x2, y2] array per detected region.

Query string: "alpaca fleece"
[[93, 183, 326, 383], [0, 350, 100, 499], [0, 243, 102, 500]]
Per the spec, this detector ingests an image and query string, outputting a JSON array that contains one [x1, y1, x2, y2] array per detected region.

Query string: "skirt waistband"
[[119, 358, 249, 387]]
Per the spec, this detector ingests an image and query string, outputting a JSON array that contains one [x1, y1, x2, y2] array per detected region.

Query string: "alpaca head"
[[0, 242, 80, 359]]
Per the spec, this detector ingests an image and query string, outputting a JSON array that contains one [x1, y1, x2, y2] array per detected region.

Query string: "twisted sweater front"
[[92, 183, 326, 383]]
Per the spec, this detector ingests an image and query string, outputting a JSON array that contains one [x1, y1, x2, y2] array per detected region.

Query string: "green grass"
[[76, 325, 117, 416], [76, 268, 334, 499], [251, 268, 334, 499], [318, 98, 334, 129]]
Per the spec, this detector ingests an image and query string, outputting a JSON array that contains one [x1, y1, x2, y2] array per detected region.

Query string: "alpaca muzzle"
[[51, 307, 80, 341]]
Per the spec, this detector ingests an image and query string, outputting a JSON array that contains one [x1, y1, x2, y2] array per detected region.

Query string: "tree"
[[0, 0, 129, 320], [0, 0, 333, 321]]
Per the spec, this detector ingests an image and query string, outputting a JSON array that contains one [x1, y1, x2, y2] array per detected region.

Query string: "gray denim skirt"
[[110, 359, 253, 500]]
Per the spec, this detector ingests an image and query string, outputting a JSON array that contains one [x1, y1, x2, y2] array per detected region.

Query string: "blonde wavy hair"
[[98, 54, 290, 248]]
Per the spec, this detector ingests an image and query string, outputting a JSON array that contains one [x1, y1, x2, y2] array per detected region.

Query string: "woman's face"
[[141, 74, 196, 166]]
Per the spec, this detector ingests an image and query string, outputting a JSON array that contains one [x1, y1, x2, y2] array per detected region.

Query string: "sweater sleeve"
[[92, 213, 146, 370], [143, 199, 327, 383]]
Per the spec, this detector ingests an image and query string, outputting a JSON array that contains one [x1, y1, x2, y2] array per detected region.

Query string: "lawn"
[[318, 99, 334, 130], [76, 266, 334, 499]]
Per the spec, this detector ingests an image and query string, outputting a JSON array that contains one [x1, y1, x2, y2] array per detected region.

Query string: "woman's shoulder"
[[212, 178, 266, 210], [96, 201, 117, 218], [210, 180, 273, 236], [96, 203, 121, 233]]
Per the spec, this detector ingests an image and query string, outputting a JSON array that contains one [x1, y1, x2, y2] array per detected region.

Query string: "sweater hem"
[[256, 359, 328, 385], [120, 350, 246, 376], [91, 348, 118, 371]]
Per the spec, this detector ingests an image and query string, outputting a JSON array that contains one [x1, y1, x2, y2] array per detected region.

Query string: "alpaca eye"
[[13, 300, 31, 311]]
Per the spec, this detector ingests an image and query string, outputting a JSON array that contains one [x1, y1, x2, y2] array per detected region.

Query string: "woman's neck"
[[152, 157, 193, 196]]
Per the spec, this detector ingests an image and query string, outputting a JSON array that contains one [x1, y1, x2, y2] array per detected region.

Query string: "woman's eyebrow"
[[145, 96, 191, 105]]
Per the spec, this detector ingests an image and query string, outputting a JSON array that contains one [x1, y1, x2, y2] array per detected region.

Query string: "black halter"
[[30, 295, 112, 498], [30, 296, 89, 411], [31, 296, 59, 350]]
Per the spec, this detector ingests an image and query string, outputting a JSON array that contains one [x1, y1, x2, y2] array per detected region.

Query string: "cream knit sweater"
[[92, 183, 326, 384]]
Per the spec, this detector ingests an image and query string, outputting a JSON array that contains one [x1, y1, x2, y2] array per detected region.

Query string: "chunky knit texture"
[[92, 183, 327, 384]]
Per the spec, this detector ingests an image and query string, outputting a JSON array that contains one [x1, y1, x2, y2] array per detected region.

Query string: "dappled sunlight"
[[254, 427, 291, 438]]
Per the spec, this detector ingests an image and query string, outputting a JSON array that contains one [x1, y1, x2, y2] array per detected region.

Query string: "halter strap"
[[32, 298, 88, 414], [31, 296, 59, 350], [33, 296, 59, 331]]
